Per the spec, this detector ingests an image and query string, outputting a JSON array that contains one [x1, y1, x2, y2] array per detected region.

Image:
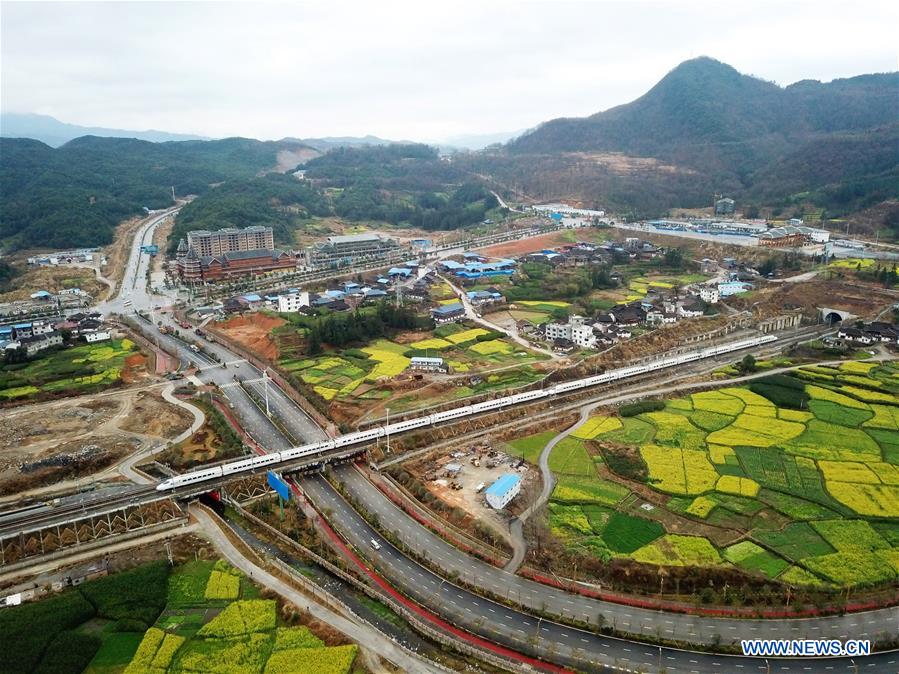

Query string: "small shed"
[[485, 474, 521, 510]]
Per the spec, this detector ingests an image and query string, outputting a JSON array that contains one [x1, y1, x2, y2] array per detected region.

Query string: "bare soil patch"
[[478, 231, 576, 258], [0, 399, 122, 455], [0, 389, 196, 496], [214, 314, 286, 360], [573, 151, 693, 176], [0, 434, 139, 496], [119, 390, 194, 438]]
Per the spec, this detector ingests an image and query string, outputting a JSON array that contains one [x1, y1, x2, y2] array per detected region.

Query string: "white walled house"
[[277, 292, 310, 313], [544, 315, 597, 348], [84, 330, 112, 343], [699, 287, 719, 304]]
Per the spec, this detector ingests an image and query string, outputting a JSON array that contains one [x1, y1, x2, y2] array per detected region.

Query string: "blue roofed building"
[[431, 301, 464, 324], [485, 474, 522, 509]]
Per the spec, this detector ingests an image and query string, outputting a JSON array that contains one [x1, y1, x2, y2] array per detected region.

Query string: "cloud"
[[2, 1, 896, 141]]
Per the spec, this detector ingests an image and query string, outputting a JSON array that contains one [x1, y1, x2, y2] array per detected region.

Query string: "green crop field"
[[507, 430, 556, 464], [0, 338, 137, 401], [600, 512, 664, 553], [281, 321, 546, 409], [1, 558, 356, 674], [519, 361, 899, 588], [548, 437, 596, 476]]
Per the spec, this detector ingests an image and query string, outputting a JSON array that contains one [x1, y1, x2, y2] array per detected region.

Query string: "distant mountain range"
[[2, 58, 897, 251], [0, 112, 518, 153], [464, 57, 899, 217], [0, 112, 211, 147]]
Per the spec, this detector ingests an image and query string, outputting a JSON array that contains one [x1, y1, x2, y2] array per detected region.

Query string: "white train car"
[[388, 417, 431, 433], [156, 334, 778, 491], [431, 406, 474, 423]]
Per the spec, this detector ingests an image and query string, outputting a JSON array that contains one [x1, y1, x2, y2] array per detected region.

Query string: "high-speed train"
[[156, 334, 777, 491]]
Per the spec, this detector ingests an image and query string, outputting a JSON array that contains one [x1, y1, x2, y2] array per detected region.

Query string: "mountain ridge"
[[0, 112, 211, 147], [467, 57, 899, 217]]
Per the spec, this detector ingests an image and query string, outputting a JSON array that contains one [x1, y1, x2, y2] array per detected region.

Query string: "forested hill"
[[300, 144, 500, 229], [168, 173, 331, 253], [508, 58, 898, 155], [0, 135, 315, 250], [468, 58, 899, 218]]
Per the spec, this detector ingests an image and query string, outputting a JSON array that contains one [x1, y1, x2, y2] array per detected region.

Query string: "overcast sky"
[[2, 1, 897, 143]]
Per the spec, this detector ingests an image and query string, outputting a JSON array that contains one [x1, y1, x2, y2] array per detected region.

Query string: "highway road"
[[97, 206, 182, 316], [78, 206, 899, 671], [331, 466, 899, 647], [304, 470, 897, 673]]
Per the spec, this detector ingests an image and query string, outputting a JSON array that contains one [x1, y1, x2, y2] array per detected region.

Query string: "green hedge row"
[[619, 400, 665, 417]]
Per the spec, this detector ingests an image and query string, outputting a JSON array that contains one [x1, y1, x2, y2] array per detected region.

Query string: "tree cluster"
[[169, 173, 330, 252], [307, 302, 428, 354]]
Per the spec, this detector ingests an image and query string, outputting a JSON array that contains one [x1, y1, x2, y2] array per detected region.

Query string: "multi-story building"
[[715, 197, 735, 215], [544, 315, 597, 348], [276, 291, 310, 313], [304, 233, 400, 269], [699, 287, 719, 304], [181, 226, 274, 258]]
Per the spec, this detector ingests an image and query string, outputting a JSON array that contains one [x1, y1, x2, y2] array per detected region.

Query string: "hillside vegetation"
[[302, 143, 500, 229], [169, 173, 331, 251], [0, 136, 314, 249], [465, 58, 899, 222]]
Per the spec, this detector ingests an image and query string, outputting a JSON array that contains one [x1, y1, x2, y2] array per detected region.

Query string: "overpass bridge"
[[0, 446, 366, 569]]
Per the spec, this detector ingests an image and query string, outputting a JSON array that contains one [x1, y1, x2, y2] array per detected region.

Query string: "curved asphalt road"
[[331, 467, 899, 645], [303, 471, 897, 673]]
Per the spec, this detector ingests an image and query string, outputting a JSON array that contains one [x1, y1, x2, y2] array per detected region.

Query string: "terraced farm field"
[[516, 360, 899, 588], [1, 559, 357, 674], [118, 560, 357, 674], [280, 322, 546, 407], [0, 338, 139, 402]]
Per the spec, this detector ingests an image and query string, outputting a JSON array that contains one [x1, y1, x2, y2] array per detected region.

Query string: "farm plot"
[[573, 415, 622, 439], [0, 338, 138, 401], [548, 437, 597, 476], [631, 534, 723, 567], [723, 541, 790, 578], [507, 430, 556, 464], [753, 523, 835, 562], [127, 594, 355, 674], [525, 364, 899, 586], [552, 476, 629, 506], [362, 340, 412, 380], [640, 444, 718, 495]]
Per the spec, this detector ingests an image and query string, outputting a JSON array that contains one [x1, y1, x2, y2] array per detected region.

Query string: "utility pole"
[[385, 407, 391, 454], [263, 368, 271, 417]]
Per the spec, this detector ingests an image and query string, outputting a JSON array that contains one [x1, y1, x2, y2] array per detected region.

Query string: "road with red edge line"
[[230, 413, 571, 672], [215, 377, 899, 673], [293, 476, 572, 674]]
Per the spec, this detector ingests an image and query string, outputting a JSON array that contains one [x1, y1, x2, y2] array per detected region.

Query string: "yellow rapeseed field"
[[573, 415, 622, 439], [716, 475, 760, 497]]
